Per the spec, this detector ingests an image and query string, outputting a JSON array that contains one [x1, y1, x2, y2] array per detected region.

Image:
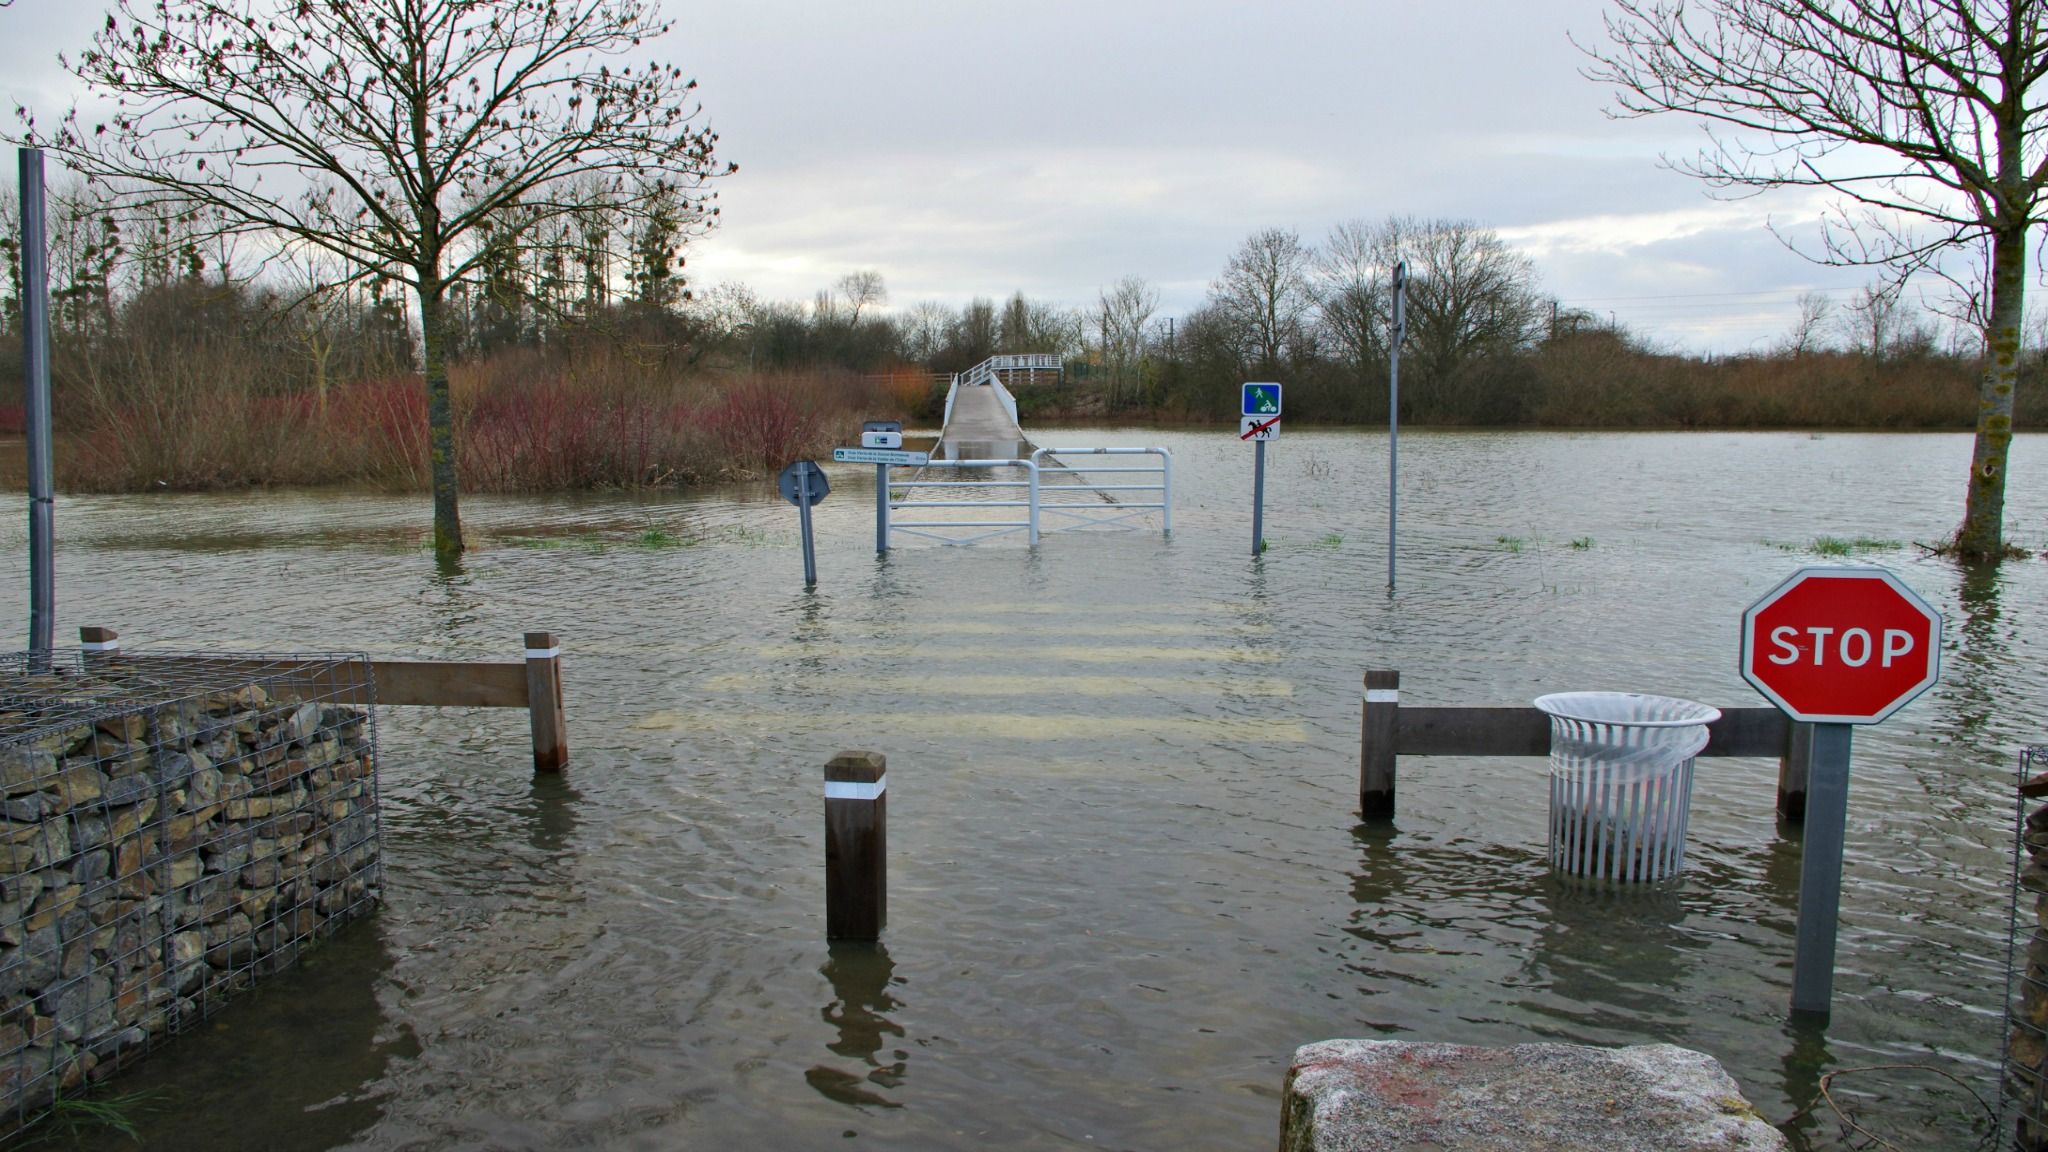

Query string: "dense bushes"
[[1135, 318, 2030, 430], [54, 347, 902, 492]]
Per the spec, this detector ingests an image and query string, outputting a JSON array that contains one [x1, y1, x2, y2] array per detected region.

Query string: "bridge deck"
[[941, 385, 1032, 460]]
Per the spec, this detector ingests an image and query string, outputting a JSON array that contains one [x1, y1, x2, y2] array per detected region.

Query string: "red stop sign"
[[1740, 566, 1942, 723]]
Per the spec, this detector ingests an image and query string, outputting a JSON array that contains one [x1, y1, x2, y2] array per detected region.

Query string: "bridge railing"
[[951, 354, 1062, 390], [989, 374, 1021, 429], [1029, 446, 1173, 534], [937, 370, 1025, 450], [982, 353, 1061, 372]]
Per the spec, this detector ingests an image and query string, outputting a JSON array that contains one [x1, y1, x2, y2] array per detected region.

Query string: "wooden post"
[[1361, 670, 1400, 820], [1778, 719, 1812, 824], [79, 626, 119, 670], [523, 631, 568, 774], [825, 750, 887, 941]]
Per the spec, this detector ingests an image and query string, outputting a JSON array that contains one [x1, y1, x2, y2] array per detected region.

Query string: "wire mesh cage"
[[0, 649, 381, 1133], [2010, 746, 2048, 1150]]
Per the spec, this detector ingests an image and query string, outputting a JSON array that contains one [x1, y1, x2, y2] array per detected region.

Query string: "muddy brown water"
[[0, 428, 2041, 1150]]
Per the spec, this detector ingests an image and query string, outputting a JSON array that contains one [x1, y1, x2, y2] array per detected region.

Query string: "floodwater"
[[2, 428, 2044, 1150]]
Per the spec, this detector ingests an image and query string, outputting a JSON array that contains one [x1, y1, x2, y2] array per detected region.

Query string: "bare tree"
[[276, 248, 351, 421], [1582, 0, 2048, 559], [1840, 283, 1914, 360], [1209, 228, 1315, 377], [27, 0, 733, 559], [1097, 275, 1158, 408], [895, 301, 954, 364], [837, 270, 887, 326], [1313, 219, 1392, 389], [1783, 291, 1835, 357], [997, 291, 1082, 356], [959, 298, 1001, 364], [1389, 218, 1545, 402]]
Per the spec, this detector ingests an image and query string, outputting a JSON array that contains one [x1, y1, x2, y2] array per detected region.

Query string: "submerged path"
[[938, 383, 1033, 461]]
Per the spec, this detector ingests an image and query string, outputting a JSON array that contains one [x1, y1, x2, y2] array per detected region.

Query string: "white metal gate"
[[1030, 446, 1173, 534], [885, 458, 1040, 546], [879, 447, 1171, 547]]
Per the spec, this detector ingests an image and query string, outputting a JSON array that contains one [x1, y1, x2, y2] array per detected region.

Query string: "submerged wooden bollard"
[[78, 626, 121, 668], [825, 750, 887, 941], [524, 631, 568, 773], [1778, 720, 1812, 823], [1360, 670, 1399, 819]]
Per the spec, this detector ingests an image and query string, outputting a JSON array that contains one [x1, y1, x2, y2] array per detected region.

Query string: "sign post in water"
[[1241, 383, 1281, 555], [1739, 565, 1942, 1019], [778, 460, 830, 586], [1388, 261, 1407, 595], [859, 421, 903, 555]]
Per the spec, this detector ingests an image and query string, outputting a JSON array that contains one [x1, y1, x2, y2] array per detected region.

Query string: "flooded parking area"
[[2, 428, 2042, 1149]]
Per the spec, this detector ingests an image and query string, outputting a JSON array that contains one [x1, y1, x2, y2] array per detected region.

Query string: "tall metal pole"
[[798, 463, 819, 587], [875, 463, 889, 555], [1791, 722, 1853, 1018], [1387, 261, 1406, 596], [1251, 438, 1266, 556], [19, 149, 54, 664]]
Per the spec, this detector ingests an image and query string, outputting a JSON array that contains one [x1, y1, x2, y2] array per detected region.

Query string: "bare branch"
[[1581, 0, 2048, 557], [16, 0, 735, 559]]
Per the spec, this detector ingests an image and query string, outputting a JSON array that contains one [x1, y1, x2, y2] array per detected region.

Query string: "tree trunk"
[[308, 331, 331, 423], [417, 276, 464, 558], [1959, 221, 2024, 560]]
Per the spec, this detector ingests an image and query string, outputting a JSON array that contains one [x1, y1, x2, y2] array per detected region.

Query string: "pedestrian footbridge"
[[936, 354, 1051, 462], [884, 355, 1170, 546]]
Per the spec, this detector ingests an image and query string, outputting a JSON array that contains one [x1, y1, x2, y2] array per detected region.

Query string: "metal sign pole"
[[798, 463, 819, 587], [19, 149, 54, 665], [875, 463, 888, 555], [1252, 438, 1266, 556], [1388, 261, 1406, 596], [1790, 721, 1853, 1017]]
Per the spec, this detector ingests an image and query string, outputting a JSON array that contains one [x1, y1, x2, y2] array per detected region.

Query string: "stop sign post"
[[1740, 565, 1942, 1019]]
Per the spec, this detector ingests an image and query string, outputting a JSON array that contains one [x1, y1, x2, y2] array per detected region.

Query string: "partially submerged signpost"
[[1387, 261, 1407, 595], [856, 421, 905, 554], [834, 423, 929, 556], [777, 460, 830, 586], [1740, 565, 1942, 1019], [1242, 383, 1281, 556]]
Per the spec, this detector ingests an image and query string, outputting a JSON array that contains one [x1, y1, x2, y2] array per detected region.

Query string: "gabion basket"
[[1535, 692, 1721, 883]]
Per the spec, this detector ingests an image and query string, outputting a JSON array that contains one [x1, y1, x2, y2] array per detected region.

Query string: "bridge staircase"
[[937, 354, 1061, 461]]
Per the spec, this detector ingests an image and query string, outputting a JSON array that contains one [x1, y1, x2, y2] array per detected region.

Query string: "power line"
[[1558, 287, 1858, 305]]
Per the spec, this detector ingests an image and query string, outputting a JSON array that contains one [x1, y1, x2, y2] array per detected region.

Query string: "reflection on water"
[[1946, 561, 2007, 747], [519, 773, 581, 857], [806, 944, 907, 1111], [1, 430, 2042, 1149], [69, 924, 413, 1152], [1523, 877, 1697, 1031], [1780, 1017, 1836, 1150]]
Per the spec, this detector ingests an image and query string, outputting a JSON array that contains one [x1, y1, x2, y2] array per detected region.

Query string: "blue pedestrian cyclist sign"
[[1242, 382, 1281, 416]]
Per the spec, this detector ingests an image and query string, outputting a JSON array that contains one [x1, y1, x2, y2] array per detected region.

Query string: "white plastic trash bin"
[[1534, 692, 1721, 883]]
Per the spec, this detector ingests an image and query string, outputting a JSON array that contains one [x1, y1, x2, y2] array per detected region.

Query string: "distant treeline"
[[0, 187, 2034, 491]]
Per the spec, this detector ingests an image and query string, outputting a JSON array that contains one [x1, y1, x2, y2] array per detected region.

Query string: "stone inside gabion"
[[0, 657, 380, 1130], [2012, 778, 2048, 1152]]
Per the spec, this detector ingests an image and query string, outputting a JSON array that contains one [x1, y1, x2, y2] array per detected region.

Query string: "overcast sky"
[[2, 0, 1901, 353]]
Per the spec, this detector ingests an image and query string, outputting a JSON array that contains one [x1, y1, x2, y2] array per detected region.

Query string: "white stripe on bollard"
[[825, 777, 887, 801], [1365, 689, 1399, 703], [524, 647, 561, 660]]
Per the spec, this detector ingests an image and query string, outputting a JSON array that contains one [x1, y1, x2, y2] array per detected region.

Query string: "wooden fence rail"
[[79, 626, 569, 773], [1360, 669, 1810, 823]]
